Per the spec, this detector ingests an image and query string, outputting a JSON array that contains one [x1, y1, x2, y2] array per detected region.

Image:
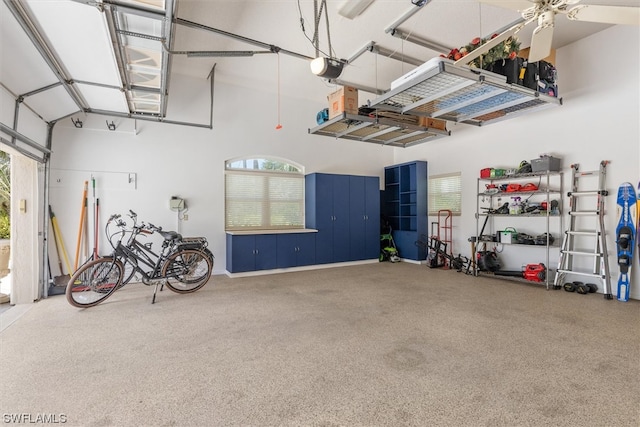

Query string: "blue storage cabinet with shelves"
[[276, 233, 316, 268], [226, 234, 277, 273], [349, 175, 380, 260], [383, 161, 427, 261], [306, 172, 380, 264]]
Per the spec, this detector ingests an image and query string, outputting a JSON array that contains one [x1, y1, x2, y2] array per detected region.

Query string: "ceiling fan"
[[456, 0, 640, 65]]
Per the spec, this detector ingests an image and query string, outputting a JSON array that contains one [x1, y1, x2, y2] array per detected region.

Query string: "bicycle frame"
[[104, 211, 212, 303]]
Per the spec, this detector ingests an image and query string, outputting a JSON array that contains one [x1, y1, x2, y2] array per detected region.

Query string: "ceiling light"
[[338, 0, 376, 19], [310, 57, 344, 79], [186, 50, 257, 58]]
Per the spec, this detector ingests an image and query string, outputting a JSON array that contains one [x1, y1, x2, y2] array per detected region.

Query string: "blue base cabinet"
[[226, 232, 316, 273], [226, 234, 277, 273], [276, 233, 316, 268], [383, 161, 427, 261]]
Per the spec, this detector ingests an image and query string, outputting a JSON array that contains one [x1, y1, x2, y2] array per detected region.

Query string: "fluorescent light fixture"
[[186, 50, 256, 57], [338, 0, 376, 19], [310, 57, 344, 79]]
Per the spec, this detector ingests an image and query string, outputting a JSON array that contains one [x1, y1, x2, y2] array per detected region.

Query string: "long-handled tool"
[[49, 205, 72, 285], [74, 181, 88, 271], [83, 196, 89, 262], [93, 197, 100, 259]]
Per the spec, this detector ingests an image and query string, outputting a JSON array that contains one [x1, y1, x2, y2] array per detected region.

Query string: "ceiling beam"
[[388, 29, 451, 54], [174, 17, 315, 62]]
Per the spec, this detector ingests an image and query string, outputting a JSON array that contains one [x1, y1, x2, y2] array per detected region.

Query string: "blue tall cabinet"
[[383, 161, 428, 261], [349, 175, 381, 260], [306, 173, 380, 264]]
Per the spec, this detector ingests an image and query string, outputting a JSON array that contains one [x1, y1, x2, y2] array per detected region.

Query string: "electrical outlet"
[[183, 214, 189, 221]]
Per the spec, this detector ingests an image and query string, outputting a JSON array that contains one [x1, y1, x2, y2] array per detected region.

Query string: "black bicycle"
[[66, 210, 213, 307]]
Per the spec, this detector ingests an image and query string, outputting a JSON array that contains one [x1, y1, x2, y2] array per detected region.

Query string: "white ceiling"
[[1, 0, 637, 125]]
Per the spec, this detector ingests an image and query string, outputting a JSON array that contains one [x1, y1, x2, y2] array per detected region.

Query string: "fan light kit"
[[310, 57, 344, 79], [477, 0, 640, 63]]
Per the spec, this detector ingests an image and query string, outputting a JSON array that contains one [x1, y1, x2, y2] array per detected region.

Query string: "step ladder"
[[553, 161, 612, 299]]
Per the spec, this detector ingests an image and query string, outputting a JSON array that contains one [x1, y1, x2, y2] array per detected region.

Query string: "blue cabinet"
[[306, 173, 351, 264], [349, 175, 380, 260], [276, 233, 316, 268], [227, 232, 316, 273], [227, 172, 381, 273], [383, 161, 428, 261], [306, 173, 380, 264], [226, 234, 277, 273]]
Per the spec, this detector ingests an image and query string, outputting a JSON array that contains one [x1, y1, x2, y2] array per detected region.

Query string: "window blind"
[[428, 172, 462, 215], [225, 170, 304, 230]]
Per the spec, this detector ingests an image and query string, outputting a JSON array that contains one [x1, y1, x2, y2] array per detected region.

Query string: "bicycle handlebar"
[[146, 223, 162, 232]]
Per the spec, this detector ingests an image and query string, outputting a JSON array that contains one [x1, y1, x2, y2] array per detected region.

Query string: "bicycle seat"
[[158, 230, 182, 241]]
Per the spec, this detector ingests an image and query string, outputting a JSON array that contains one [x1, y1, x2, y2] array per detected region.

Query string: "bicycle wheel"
[[201, 247, 215, 265], [66, 257, 124, 308], [162, 249, 212, 293]]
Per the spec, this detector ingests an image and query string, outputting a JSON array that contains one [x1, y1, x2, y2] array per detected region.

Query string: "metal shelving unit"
[[475, 171, 563, 289], [368, 60, 562, 127], [308, 112, 450, 148]]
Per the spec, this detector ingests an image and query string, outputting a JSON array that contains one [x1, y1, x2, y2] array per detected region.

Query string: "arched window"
[[225, 156, 305, 231]]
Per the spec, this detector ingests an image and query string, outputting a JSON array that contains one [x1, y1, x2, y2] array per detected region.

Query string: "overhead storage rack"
[[308, 112, 451, 148], [368, 59, 562, 126], [309, 58, 562, 147]]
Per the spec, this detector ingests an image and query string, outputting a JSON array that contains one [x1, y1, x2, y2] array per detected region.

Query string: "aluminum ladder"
[[553, 161, 612, 299]]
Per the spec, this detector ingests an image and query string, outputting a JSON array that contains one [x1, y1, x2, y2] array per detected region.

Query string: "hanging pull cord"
[[275, 53, 282, 130]]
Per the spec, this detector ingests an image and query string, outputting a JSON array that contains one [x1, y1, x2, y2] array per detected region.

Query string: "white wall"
[[48, 78, 393, 276], [48, 24, 639, 299], [392, 25, 640, 299]]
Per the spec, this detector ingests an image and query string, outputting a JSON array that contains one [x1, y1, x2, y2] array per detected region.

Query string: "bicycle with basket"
[[66, 210, 214, 308]]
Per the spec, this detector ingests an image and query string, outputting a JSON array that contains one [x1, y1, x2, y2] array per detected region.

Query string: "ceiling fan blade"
[[454, 19, 528, 67], [566, 5, 640, 26], [478, 0, 534, 12], [528, 12, 554, 62]]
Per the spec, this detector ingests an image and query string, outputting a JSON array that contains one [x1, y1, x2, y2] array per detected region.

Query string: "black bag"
[[538, 61, 557, 83], [485, 58, 522, 85], [520, 62, 538, 90], [477, 251, 501, 272], [537, 80, 558, 97], [522, 60, 557, 92]]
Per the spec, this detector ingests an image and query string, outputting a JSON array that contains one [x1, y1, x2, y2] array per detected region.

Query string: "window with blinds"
[[225, 157, 305, 230], [428, 172, 462, 216]]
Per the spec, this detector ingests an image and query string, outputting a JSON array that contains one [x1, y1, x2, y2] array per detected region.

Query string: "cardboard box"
[[518, 47, 556, 65], [328, 86, 358, 119], [418, 116, 447, 131], [378, 111, 420, 125]]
